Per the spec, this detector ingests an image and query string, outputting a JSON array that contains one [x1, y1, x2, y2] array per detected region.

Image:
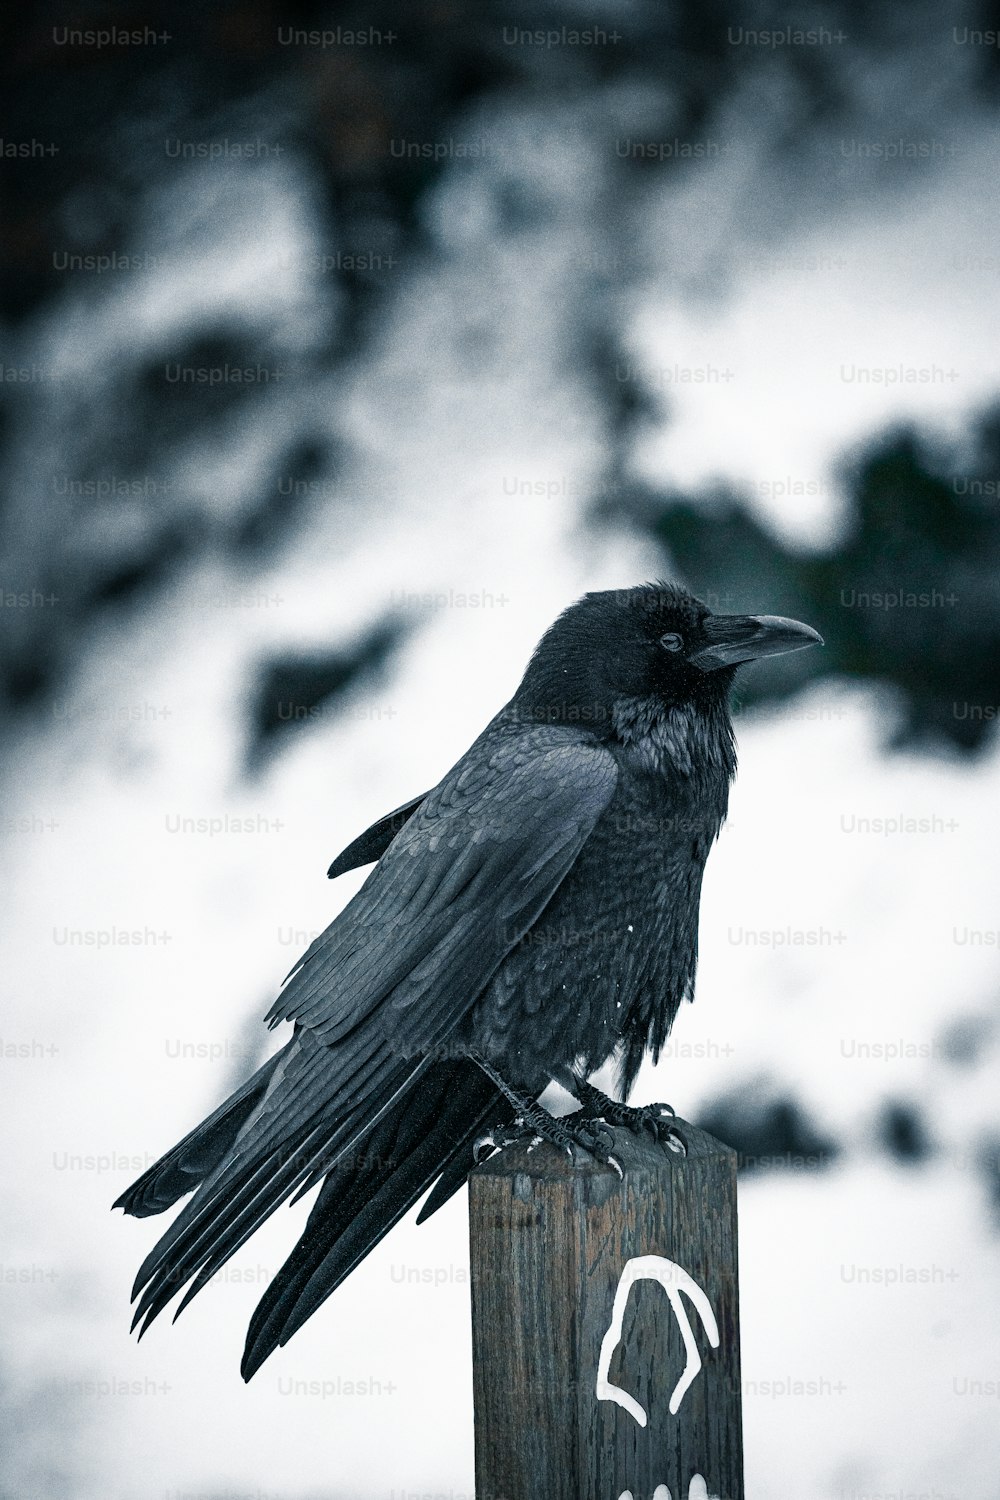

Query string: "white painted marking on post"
[[595, 1254, 720, 1426], [616, 1478, 719, 1500]]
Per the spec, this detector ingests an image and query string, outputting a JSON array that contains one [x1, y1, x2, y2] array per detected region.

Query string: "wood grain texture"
[[469, 1121, 743, 1500]]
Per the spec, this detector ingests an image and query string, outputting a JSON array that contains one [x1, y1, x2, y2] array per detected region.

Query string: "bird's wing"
[[326, 792, 427, 879], [128, 723, 617, 1334], [266, 722, 618, 1055]]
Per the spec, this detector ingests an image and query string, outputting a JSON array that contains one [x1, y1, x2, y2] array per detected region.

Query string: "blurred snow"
[[633, 123, 1000, 548]]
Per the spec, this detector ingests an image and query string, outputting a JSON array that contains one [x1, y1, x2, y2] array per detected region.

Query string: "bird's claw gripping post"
[[574, 1080, 688, 1156], [566, 1114, 619, 1166], [593, 1145, 624, 1179], [625, 1104, 686, 1155], [473, 1120, 549, 1164], [569, 1115, 614, 1154], [539, 1112, 624, 1179], [472, 1113, 623, 1178], [635, 1103, 687, 1155], [470, 1055, 626, 1175]]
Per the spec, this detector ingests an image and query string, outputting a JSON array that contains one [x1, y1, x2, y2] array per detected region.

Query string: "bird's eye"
[[659, 632, 684, 652]]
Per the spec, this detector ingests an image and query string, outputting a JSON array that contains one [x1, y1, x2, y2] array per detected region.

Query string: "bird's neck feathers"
[[611, 693, 737, 787]]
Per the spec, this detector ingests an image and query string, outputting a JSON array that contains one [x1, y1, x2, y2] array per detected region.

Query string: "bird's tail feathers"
[[118, 1040, 509, 1360], [124, 1045, 427, 1338], [112, 1041, 293, 1219], [240, 1060, 510, 1380]]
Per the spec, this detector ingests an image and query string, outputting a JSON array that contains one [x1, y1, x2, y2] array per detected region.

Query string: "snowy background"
[[3, 3, 1000, 1497]]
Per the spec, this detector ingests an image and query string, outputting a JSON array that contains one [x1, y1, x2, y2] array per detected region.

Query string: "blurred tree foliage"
[[609, 407, 1000, 751], [3, 0, 999, 753]]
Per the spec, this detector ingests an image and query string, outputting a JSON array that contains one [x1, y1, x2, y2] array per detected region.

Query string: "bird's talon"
[[473, 1132, 497, 1164], [571, 1118, 614, 1157]]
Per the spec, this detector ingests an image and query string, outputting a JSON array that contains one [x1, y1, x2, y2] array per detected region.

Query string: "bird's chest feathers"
[[612, 696, 704, 777], [609, 694, 735, 846]]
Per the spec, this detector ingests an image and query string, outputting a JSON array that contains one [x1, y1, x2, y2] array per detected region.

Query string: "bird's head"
[[514, 582, 823, 734]]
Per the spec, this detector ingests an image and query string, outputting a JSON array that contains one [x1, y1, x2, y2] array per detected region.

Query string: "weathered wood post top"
[[469, 1120, 743, 1500]]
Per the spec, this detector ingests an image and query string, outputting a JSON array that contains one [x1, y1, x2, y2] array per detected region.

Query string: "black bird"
[[114, 583, 821, 1378]]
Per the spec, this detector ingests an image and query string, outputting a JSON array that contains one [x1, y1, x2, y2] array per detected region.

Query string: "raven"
[[115, 582, 821, 1378]]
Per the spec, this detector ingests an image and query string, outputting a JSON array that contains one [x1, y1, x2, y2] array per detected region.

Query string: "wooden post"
[[468, 1119, 743, 1500]]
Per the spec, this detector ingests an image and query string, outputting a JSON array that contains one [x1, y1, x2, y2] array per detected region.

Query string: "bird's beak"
[[688, 614, 824, 671]]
